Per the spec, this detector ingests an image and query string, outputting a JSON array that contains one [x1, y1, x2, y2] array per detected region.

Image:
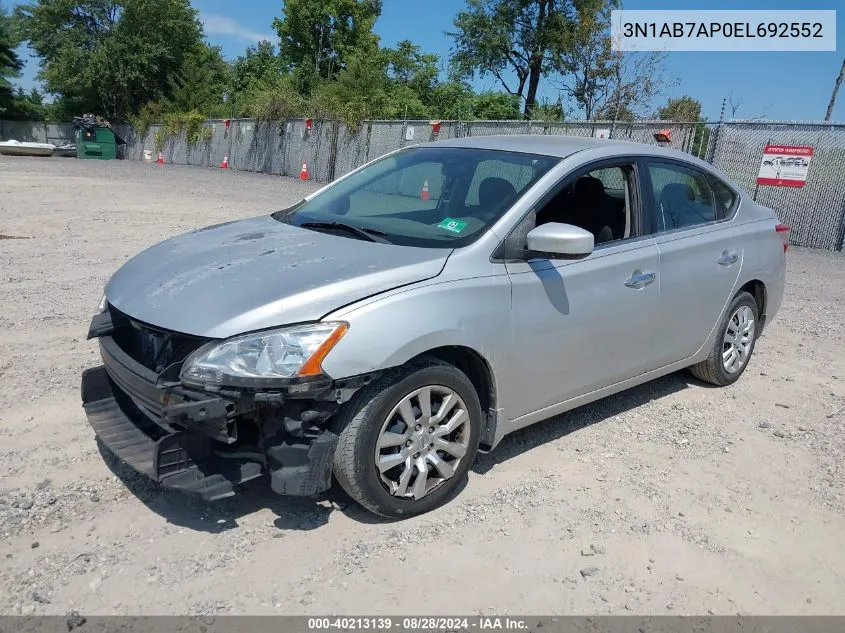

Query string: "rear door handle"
[[624, 271, 656, 289], [718, 251, 739, 266]]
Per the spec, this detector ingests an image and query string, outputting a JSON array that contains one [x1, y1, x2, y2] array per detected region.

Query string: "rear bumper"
[[81, 333, 342, 501]]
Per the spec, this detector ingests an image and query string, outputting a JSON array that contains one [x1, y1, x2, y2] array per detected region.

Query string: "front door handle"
[[624, 271, 656, 289], [718, 251, 739, 266]]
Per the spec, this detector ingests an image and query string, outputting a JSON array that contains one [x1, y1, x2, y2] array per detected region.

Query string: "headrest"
[[479, 177, 517, 208], [573, 176, 605, 200], [660, 183, 694, 204]]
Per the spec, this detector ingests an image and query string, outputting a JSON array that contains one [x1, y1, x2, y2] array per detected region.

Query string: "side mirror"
[[526, 222, 594, 258]]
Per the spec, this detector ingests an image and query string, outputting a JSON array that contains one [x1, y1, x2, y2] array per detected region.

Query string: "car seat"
[[659, 183, 711, 229], [478, 177, 517, 215], [569, 176, 615, 243]]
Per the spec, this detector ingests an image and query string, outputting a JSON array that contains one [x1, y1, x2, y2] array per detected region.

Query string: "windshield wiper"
[[299, 221, 392, 244]]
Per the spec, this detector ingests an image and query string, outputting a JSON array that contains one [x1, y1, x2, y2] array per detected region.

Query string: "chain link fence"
[[2, 117, 844, 251], [0, 120, 75, 144], [704, 120, 845, 251]]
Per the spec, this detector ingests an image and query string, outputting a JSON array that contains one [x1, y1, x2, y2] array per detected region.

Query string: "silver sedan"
[[82, 135, 789, 518]]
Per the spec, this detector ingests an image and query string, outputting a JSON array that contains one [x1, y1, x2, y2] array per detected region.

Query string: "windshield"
[[273, 146, 559, 248]]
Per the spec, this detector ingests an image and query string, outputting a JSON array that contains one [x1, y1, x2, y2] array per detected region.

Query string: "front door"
[[501, 160, 661, 422]]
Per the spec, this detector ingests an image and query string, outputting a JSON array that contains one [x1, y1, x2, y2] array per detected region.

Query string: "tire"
[[690, 290, 760, 386], [331, 357, 482, 518]]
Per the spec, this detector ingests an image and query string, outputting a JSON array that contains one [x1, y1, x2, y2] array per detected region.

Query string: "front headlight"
[[180, 322, 348, 387], [96, 293, 107, 314]]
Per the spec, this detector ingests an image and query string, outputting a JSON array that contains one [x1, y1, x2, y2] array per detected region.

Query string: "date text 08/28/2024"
[[306, 618, 529, 631]]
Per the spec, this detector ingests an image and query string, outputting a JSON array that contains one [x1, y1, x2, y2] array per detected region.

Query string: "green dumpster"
[[76, 126, 120, 160]]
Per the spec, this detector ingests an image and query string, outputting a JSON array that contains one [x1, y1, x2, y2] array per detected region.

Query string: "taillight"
[[775, 223, 790, 253]]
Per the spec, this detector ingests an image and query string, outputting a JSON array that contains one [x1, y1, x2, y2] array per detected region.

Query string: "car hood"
[[105, 215, 450, 338]]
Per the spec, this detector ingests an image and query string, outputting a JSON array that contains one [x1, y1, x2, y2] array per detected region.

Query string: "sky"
[[7, 0, 845, 122]]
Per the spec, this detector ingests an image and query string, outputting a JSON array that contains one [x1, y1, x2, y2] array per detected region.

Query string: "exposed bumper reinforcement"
[[82, 364, 339, 501]]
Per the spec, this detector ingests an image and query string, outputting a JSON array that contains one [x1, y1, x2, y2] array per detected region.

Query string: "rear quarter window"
[[707, 174, 739, 219]]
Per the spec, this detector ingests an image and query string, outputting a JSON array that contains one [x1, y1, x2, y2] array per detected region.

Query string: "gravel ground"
[[1, 156, 843, 616]]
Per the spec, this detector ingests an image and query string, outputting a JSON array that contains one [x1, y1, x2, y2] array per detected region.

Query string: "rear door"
[[642, 160, 745, 367]]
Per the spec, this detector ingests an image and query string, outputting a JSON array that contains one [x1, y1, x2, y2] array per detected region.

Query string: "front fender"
[[320, 274, 512, 402]]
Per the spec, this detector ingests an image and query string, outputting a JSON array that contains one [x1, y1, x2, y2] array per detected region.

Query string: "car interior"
[[476, 176, 518, 219], [658, 182, 714, 229], [342, 159, 538, 235], [535, 168, 631, 245], [315, 156, 640, 247], [650, 165, 717, 230]]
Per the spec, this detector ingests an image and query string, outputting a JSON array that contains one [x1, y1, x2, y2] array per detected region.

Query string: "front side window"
[[274, 147, 558, 248], [647, 162, 716, 231], [534, 164, 633, 245]]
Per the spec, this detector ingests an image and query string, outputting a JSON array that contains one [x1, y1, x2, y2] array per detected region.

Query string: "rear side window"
[[707, 174, 739, 219], [646, 162, 716, 231]]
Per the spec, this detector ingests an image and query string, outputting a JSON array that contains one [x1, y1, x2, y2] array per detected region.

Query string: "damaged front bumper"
[[81, 311, 372, 501]]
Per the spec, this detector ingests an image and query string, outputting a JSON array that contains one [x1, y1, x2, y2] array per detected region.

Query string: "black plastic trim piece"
[[87, 310, 114, 339], [99, 335, 168, 416], [82, 366, 262, 501], [267, 432, 338, 496]]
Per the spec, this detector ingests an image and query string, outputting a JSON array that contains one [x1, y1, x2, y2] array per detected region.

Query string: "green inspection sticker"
[[437, 217, 468, 233]]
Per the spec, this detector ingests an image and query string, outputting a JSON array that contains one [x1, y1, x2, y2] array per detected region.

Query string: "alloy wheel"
[[722, 305, 755, 374], [374, 385, 471, 501]]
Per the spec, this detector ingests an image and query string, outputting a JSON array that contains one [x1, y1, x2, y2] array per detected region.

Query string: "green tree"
[[233, 76, 304, 121], [7, 85, 49, 119], [657, 95, 702, 122], [168, 44, 230, 116], [470, 90, 521, 119], [310, 47, 394, 125], [386, 40, 439, 104], [16, 0, 205, 120], [273, 0, 381, 81], [388, 82, 430, 119], [555, 0, 617, 120], [0, 2, 23, 117], [594, 100, 633, 121], [450, 0, 574, 117], [230, 40, 283, 96], [428, 80, 475, 120], [531, 96, 564, 121], [658, 94, 707, 155]]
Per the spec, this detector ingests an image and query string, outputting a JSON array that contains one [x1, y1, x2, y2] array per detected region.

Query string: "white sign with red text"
[[757, 144, 813, 188]]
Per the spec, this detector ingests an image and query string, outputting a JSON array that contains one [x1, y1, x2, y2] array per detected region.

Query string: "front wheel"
[[332, 358, 482, 518], [690, 290, 759, 386]]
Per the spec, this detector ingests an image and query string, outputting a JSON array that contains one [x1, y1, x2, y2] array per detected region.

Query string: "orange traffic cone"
[[156, 151, 165, 165], [421, 178, 430, 201], [220, 154, 229, 169], [299, 161, 308, 181]]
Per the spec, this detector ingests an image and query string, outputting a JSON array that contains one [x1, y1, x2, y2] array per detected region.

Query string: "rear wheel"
[[332, 358, 482, 518], [690, 290, 759, 386]]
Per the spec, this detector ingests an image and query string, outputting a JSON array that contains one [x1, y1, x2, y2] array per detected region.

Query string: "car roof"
[[418, 133, 736, 184], [423, 133, 686, 161]]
